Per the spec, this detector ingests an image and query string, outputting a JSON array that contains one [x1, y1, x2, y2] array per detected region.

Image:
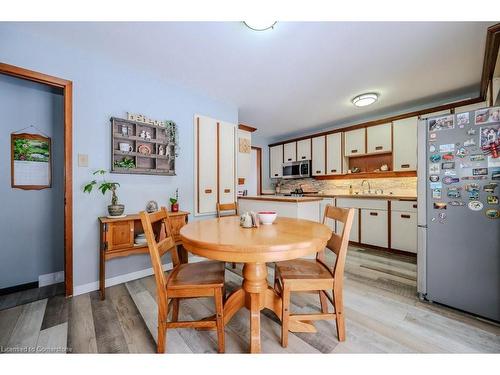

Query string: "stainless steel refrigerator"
[[417, 107, 500, 322]]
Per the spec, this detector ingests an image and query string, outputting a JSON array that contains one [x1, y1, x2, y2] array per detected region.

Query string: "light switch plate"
[[78, 154, 89, 167]]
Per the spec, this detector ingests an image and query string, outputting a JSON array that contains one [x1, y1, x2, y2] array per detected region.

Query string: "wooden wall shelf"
[[315, 171, 417, 180], [111, 117, 176, 176]]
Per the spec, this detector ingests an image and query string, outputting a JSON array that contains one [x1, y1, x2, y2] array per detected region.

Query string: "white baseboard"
[[73, 255, 206, 296], [39, 271, 65, 287]]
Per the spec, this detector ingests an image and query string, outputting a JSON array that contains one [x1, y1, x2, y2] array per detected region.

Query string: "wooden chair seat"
[[274, 205, 355, 348], [167, 260, 225, 289]]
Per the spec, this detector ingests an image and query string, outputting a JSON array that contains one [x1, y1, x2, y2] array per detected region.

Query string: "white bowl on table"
[[258, 211, 277, 225]]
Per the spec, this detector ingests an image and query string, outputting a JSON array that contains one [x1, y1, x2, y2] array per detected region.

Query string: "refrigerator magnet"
[[490, 167, 500, 180], [456, 147, 468, 158], [430, 182, 442, 190], [448, 200, 465, 206], [470, 154, 485, 161], [468, 191, 479, 200], [467, 128, 477, 135], [463, 138, 476, 147], [485, 209, 499, 219], [429, 163, 440, 174], [442, 153, 454, 161], [487, 195, 499, 205], [447, 188, 461, 198], [468, 201, 483, 211], [444, 170, 457, 176], [483, 183, 498, 193], [429, 144, 437, 152], [433, 202, 447, 209], [439, 143, 455, 153], [472, 167, 488, 175], [429, 175, 440, 182], [432, 189, 442, 199], [430, 154, 441, 162], [457, 112, 470, 126], [443, 176, 460, 184], [429, 115, 455, 131], [442, 162, 455, 170]]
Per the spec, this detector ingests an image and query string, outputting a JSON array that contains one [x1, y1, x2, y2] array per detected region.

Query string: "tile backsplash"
[[276, 177, 417, 196]]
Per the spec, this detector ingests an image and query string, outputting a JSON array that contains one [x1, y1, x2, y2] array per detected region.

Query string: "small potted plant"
[[83, 169, 125, 217], [170, 188, 179, 212]]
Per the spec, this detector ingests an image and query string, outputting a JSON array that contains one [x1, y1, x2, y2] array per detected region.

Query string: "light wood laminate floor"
[[1, 247, 499, 353]]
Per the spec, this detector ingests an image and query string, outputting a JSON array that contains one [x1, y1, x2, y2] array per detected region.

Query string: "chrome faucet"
[[361, 180, 371, 194]]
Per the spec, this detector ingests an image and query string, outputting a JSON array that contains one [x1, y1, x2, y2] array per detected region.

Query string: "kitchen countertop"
[[238, 195, 323, 203], [303, 193, 417, 201]]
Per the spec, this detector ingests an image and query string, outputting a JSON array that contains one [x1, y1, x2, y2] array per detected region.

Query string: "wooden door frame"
[[0, 62, 73, 297], [251, 146, 262, 195]]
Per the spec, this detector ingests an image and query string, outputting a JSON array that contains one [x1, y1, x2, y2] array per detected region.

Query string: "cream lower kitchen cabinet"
[[297, 139, 311, 161], [391, 200, 418, 253], [284, 142, 296, 162], [344, 128, 365, 156], [196, 115, 218, 214], [326, 133, 342, 175], [270, 145, 283, 178], [335, 198, 360, 242], [195, 115, 236, 215], [361, 209, 388, 248], [311, 135, 326, 176], [367, 123, 392, 153], [218, 121, 236, 205], [393, 117, 417, 171]]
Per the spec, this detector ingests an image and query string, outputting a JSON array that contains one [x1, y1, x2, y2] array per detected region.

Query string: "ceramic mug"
[[119, 143, 133, 152]]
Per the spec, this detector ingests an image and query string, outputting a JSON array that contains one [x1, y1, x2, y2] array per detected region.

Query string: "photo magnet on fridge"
[[430, 182, 442, 190], [483, 183, 498, 193], [433, 202, 447, 209], [429, 115, 455, 131], [432, 189, 442, 199], [441, 162, 455, 169], [491, 167, 500, 180], [457, 112, 470, 126], [470, 154, 485, 161]]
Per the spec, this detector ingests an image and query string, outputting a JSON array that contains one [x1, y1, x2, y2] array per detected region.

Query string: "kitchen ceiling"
[[10, 22, 495, 138]]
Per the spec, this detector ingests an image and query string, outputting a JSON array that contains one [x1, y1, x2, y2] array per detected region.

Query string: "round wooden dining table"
[[180, 216, 332, 353]]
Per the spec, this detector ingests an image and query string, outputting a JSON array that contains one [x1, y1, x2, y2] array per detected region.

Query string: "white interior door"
[[218, 121, 236, 205], [196, 115, 218, 214]]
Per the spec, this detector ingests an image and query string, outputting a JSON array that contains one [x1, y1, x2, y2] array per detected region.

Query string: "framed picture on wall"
[[11, 133, 52, 190]]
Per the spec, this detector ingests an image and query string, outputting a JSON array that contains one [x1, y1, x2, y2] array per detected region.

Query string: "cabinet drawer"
[[391, 200, 417, 213], [391, 211, 417, 253], [336, 198, 387, 210], [360, 209, 388, 248]]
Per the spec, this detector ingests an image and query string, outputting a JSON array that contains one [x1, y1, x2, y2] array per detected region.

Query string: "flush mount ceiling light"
[[243, 21, 277, 31], [352, 93, 379, 107]]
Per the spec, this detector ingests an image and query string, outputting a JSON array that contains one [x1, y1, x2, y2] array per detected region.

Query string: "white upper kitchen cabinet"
[[393, 117, 417, 171], [196, 115, 218, 214], [311, 135, 326, 176], [297, 139, 311, 161], [326, 133, 342, 175], [269, 145, 283, 178], [344, 128, 365, 156], [283, 142, 297, 163], [367, 123, 392, 153], [218, 121, 236, 205]]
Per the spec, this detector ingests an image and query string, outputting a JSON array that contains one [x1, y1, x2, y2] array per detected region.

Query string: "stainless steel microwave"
[[282, 161, 311, 179]]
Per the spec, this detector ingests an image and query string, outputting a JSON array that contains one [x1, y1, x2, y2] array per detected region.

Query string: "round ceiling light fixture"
[[243, 21, 277, 31], [352, 93, 379, 107]]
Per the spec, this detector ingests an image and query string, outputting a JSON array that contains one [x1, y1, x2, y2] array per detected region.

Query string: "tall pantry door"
[[196, 115, 218, 214], [218, 121, 236, 205]]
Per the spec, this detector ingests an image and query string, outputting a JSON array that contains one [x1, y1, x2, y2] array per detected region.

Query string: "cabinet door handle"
[[316, 170, 322, 174], [331, 169, 336, 173], [287, 158, 292, 161], [401, 214, 411, 219], [412, 204, 417, 209], [274, 174, 278, 177], [400, 164, 410, 169], [204, 189, 212, 194], [369, 212, 378, 216], [351, 149, 358, 154], [224, 189, 230, 193], [301, 156, 306, 159], [375, 146, 383, 150]]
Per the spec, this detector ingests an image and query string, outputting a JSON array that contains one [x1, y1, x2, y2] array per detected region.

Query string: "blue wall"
[[0, 75, 64, 289], [0, 24, 238, 292]]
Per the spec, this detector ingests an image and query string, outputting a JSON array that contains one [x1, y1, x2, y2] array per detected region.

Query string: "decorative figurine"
[[140, 130, 146, 139], [158, 145, 165, 156], [145, 131, 152, 140]]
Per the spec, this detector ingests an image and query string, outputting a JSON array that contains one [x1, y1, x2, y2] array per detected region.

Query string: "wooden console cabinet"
[[98, 210, 189, 299]]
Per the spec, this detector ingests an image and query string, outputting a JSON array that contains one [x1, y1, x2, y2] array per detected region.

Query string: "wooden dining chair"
[[140, 207, 226, 353], [216, 202, 238, 269], [273, 205, 355, 347]]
